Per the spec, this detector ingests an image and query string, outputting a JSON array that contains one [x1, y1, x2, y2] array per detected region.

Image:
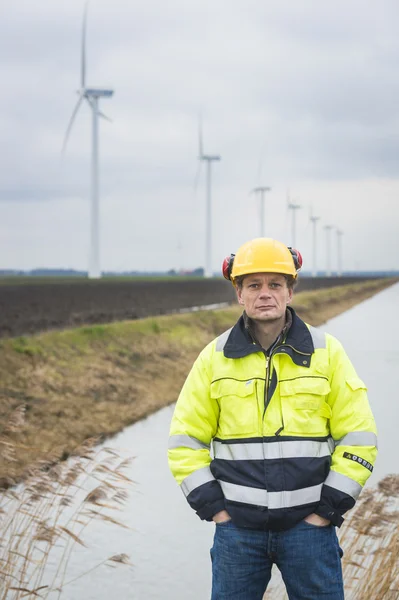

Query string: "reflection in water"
[[39, 283, 398, 598], [41, 404, 214, 599], [320, 282, 399, 485]]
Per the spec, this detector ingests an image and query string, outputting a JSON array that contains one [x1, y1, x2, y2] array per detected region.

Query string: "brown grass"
[[0, 406, 133, 599]]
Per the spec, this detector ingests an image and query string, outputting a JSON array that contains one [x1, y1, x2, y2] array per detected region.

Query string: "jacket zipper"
[[276, 344, 311, 359], [262, 344, 311, 436], [263, 353, 270, 419]]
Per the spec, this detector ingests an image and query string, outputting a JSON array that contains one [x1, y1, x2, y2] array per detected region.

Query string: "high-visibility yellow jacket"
[[168, 308, 377, 531]]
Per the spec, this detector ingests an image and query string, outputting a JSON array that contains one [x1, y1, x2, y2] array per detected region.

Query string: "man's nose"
[[258, 285, 272, 297]]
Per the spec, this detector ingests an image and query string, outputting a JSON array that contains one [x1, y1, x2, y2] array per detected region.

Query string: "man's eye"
[[270, 283, 281, 289], [249, 283, 259, 289]]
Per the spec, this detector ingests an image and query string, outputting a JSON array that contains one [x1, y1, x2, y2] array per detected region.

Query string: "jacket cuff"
[[314, 502, 344, 527], [196, 498, 226, 521]]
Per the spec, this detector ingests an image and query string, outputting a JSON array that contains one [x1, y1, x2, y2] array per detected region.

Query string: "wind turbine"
[[251, 186, 271, 237], [324, 224, 334, 277], [309, 206, 321, 277], [287, 190, 301, 248], [195, 117, 221, 278], [62, 3, 114, 279], [336, 229, 344, 276]]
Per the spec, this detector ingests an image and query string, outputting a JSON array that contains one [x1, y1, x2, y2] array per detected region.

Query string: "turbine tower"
[[196, 117, 221, 278], [251, 186, 271, 237], [287, 191, 301, 248], [336, 229, 344, 276], [324, 224, 334, 277], [309, 206, 320, 278], [62, 3, 114, 279]]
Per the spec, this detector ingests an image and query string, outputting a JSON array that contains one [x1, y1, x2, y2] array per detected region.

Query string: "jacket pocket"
[[280, 377, 332, 435], [211, 379, 258, 436], [346, 377, 367, 392]]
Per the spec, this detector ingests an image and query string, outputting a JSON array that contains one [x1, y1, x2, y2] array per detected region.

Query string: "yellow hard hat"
[[223, 238, 300, 283]]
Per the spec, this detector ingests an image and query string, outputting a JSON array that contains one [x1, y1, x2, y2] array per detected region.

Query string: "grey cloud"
[[1, 0, 399, 270], [0, 186, 85, 203]]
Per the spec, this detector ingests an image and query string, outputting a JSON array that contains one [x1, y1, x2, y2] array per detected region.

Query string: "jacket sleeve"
[[168, 343, 225, 521], [314, 335, 378, 527]]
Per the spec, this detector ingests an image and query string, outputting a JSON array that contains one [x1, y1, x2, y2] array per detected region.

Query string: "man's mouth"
[[256, 305, 275, 309]]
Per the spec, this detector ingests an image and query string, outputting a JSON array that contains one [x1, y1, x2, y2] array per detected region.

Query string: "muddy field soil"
[[0, 276, 379, 338]]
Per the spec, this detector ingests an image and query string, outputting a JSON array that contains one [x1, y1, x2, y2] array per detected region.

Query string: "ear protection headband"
[[222, 254, 236, 281], [222, 248, 302, 281], [287, 247, 303, 271]]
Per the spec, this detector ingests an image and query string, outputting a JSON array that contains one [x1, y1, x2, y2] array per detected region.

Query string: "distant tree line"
[[0, 268, 398, 278]]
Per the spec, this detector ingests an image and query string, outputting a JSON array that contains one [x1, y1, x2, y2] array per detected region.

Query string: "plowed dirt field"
[[0, 276, 377, 338]]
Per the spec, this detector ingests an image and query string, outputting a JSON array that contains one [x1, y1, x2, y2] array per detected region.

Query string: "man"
[[168, 237, 377, 600]]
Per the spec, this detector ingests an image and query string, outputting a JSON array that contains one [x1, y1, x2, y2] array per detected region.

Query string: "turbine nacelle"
[[83, 88, 114, 98], [288, 201, 301, 210], [252, 186, 271, 194], [200, 154, 221, 161]]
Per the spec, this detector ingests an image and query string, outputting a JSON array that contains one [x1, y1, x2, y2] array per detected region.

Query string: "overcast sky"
[[1, 0, 399, 273]]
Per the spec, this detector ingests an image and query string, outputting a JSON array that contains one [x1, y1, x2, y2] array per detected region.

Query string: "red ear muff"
[[288, 247, 303, 271], [222, 254, 235, 280]]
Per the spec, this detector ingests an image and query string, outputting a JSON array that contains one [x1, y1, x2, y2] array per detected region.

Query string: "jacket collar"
[[243, 307, 292, 352], [223, 306, 314, 367]]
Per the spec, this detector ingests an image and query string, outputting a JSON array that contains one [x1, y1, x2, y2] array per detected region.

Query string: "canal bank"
[[0, 277, 396, 486]]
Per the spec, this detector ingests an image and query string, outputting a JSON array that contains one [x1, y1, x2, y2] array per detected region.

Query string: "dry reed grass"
[[341, 474, 399, 599], [0, 405, 134, 599], [264, 474, 399, 599]]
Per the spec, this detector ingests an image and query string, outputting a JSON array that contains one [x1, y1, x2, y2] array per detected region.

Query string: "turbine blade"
[[98, 110, 112, 122], [304, 208, 311, 231], [81, 2, 89, 88], [283, 188, 291, 235], [256, 156, 263, 186], [198, 114, 204, 158], [193, 159, 202, 193], [84, 97, 112, 122], [62, 94, 84, 154]]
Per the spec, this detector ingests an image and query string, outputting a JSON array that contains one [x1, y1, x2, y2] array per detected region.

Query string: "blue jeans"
[[210, 520, 344, 600]]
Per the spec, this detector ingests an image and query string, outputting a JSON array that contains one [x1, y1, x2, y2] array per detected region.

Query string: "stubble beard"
[[252, 311, 285, 325]]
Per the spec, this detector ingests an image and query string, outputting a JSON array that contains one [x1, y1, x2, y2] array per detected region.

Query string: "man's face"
[[236, 273, 293, 323]]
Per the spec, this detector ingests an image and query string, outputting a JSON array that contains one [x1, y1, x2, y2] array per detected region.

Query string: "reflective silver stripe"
[[220, 480, 268, 506], [180, 466, 215, 497], [335, 431, 378, 449], [168, 435, 210, 451], [324, 470, 362, 500], [220, 481, 323, 508], [308, 325, 326, 349], [213, 440, 331, 461], [215, 328, 232, 352], [269, 483, 323, 509]]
